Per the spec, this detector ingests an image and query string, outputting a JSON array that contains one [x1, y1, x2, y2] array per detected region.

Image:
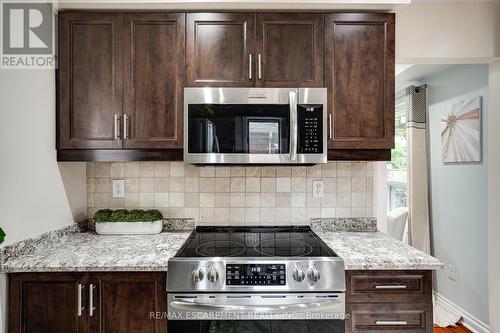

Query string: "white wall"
[[0, 69, 86, 333], [488, 60, 500, 333], [424, 65, 489, 326], [394, 1, 500, 64]]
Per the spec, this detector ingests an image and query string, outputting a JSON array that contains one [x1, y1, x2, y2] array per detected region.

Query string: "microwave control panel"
[[298, 105, 323, 154]]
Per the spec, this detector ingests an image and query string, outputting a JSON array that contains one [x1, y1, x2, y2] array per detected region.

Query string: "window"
[[388, 95, 408, 211]]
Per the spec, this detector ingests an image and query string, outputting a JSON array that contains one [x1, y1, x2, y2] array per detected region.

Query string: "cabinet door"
[[186, 13, 255, 86], [325, 13, 395, 149], [9, 273, 88, 333], [89, 273, 167, 333], [255, 13, 324, 87], [58, 12, 123, 149], [123, 13, 185, 149]]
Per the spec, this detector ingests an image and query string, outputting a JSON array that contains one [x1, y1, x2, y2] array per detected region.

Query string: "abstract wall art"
[[441, 96, 482, 163]]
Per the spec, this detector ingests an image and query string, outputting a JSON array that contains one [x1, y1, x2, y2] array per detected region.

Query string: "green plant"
[[390, 146, 407, 171], [142, 210, 163, 222], [92, 209, 163, 223], [92, 209, 113, 223], [125, 209, 146, 222], [0, 227, 5, 244]]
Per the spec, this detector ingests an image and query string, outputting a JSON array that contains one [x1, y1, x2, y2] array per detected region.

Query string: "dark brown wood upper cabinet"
[[186, 13, 255, 87], [9, 273, 88, 333], [123, 13, 185, 149], [255, 13, 324, 87], [58, 12, 123, 149], [325, 13, 395, 150]]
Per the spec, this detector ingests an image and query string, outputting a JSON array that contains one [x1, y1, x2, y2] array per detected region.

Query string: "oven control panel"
[[226, 264, 286, 286]]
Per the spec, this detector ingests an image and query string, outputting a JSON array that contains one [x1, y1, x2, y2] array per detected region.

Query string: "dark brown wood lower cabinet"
[[345, 270, 433, 333], [9, 272, 167, 333], [9, 273, 88, 333]]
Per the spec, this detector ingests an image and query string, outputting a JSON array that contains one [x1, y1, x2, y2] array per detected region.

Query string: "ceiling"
[[395, 64, 453, 92]]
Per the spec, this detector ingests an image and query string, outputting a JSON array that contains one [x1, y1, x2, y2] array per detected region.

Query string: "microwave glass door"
[[187, 104, 290, 155]]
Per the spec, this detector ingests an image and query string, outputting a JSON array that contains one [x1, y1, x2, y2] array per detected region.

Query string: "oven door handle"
[[170, 299, 340, 312], [289, 90, 298, 161]]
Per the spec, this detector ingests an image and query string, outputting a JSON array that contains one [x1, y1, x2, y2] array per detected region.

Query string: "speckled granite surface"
[[310, 217, 377, 232], [313, 230, 443, 270], [2, 231, 192, 273], [2, 218, 442, 272], [1, 219, 194, 273]]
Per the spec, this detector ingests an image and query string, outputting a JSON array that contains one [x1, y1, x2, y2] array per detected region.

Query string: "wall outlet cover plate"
[[112, 179, 125, 198]]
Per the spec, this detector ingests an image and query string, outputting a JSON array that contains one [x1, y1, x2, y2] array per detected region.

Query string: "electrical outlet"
[[112, 179, 125, 198], [448, 264, 456, 281], [312, 180, 324, 198]]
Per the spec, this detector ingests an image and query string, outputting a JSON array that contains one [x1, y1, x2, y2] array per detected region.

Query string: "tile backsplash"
[[86, 162, 374, 225]]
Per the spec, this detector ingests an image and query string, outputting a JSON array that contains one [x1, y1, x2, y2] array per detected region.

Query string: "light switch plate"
[[112, 179, 125, 198], [312, 180, 324, 198]]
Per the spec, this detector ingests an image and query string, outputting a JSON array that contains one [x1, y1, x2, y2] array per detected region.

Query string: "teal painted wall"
[[425, 64, 489, 324]]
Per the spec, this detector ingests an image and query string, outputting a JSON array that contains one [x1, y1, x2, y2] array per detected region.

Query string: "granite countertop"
[[1, 221, 194, 273], [1, 218, 443, 273], [314, 230, 444, 270]]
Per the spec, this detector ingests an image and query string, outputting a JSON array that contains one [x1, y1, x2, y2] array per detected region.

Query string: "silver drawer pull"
[[374, 282, 407, 289], [376, 320, 408, 325], [77, 284, 85, 316], [89, 283, 96, 317]]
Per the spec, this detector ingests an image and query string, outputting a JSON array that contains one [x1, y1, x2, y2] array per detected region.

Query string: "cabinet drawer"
[[346, 303, 433, 333], [346, 270, 432, 303]]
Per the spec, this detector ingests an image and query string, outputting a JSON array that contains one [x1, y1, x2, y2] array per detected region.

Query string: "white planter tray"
[[95, 221, 163, 235]]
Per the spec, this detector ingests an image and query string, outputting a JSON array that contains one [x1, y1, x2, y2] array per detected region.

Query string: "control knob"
[[207, 267, 219, 283], [292, 267, 306, 282], [308, 267, 321, 282], [191, 267, 204, 283]]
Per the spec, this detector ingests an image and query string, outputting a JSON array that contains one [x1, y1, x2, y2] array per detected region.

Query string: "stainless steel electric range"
[[167, 226, 346, 333]]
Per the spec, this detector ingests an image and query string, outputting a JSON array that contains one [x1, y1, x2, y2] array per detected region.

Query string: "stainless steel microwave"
[[184, 88, 327, 164]]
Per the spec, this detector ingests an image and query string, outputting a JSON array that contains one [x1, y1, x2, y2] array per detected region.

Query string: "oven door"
[[167, 293, 345, 333], [184, 88, 327, 164]]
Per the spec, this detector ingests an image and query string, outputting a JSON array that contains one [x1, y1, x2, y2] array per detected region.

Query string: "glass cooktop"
[[175, 226, 337, 258]]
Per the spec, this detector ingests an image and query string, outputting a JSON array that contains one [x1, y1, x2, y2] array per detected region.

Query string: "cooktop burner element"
[[254, 239, 313, 257], [195, 240, 246, 257], [175, 226, 337, 258]]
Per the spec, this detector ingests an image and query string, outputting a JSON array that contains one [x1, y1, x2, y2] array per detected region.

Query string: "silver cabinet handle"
[[258, 54, 262, 79], [374, 283, 407, 289], [249, 54, 252, 80], [376, 320, 408, 325], [89, 283, 96, 317], [113, 114, 120, 140], [123, 114, 128, 139], [289, 90, 297, 161], [77, 284, 85, 316], [328, 114, 332, 140]]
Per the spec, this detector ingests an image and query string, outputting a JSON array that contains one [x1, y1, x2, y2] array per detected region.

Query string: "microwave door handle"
[[289, 91, 298, 161]]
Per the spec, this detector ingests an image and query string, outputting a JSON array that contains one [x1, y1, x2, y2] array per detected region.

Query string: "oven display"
[[226, 264, 286, 286]]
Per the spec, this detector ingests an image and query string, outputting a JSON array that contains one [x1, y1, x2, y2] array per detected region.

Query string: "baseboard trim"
[[434, 291, 489, 333]]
